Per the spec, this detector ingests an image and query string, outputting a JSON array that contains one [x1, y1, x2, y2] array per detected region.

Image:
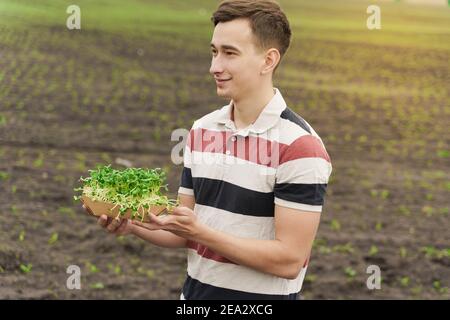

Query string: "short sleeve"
[[274, 135, 332, 213], [178, 126, 194, 196]]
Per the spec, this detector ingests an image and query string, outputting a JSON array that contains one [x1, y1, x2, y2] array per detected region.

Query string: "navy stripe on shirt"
[[180, 167, 193, 189], [274, 183, 328, 206], [192, 177, 275, 217], [280, 107, 311, 134], [183, 275, 299, 300]]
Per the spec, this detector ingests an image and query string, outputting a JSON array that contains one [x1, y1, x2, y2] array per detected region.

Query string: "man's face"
[[210, 18, 267, 100]]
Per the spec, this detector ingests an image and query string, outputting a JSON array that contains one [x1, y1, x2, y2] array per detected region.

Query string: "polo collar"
[[214, 88, 287, 135]]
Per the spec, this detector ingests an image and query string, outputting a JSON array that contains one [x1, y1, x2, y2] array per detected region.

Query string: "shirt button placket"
[[226, 135, 236, 155]]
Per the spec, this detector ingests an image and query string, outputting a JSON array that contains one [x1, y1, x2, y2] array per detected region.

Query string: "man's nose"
[[209, 56, 224, 75]]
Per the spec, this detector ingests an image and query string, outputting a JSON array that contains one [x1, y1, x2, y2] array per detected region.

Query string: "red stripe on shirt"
[[189, 128, 280, 167], [189, 128, 329, 168], [279, 135, 331, 164]]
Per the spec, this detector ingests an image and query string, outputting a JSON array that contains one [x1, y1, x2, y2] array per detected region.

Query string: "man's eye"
[[225, 52, 234, 55]]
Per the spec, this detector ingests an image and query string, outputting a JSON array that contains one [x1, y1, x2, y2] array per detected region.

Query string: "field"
[[0, 0, 449, 299]]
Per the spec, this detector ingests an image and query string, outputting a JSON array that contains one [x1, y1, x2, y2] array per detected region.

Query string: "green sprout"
[[74, 165, 178, 221], [90, 282, 104, 289], [20, 263, 32, 274], [344, 267, 357, 279], [48, 233, 58, 245]]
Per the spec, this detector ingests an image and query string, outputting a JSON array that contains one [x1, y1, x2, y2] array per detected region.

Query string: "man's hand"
[[81, 204, 134, 236], [132, 206, 201, 240]]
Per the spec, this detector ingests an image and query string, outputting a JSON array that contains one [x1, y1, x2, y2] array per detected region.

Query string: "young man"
[[84, 0, 332, 300]]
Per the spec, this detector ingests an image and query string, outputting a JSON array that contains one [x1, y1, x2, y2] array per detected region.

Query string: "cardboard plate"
[[81, 195, 167, 222]]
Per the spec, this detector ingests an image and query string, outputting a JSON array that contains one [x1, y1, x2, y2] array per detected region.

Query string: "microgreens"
[[74, 165, 178, 220]]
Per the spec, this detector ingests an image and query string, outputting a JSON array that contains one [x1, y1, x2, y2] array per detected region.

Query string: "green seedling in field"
[[20, 263, 32, 274], [74, 165, 178, 221], [398, 205, 411, 216], [399, 247, 408, 259], [433, 281, 448, 294], [58, 207, 75, 218], [330, 219, 341, 231], [399, 276, 410, 287], [305, 274, 317, 283], [370, 189, 389, 199], [344, 267, 357, 279], [137, 267, 155, 280], [436, 150, 449, 158], [380, 190, 390, 199], [438, 207, 449, 216], [368, 245, 379, 256], [318, 246, 332, 254], [420, 246, 449, 259], [33, 152, 44, 168], [333, 243, 355, 254], [0, 114, 6, 126], [86, 262, 99, 273], [375, 222, 383, 231], [48, 233, 58, 245], [107, 263, 122, 275], [18, 230, 25, 242], [90, 282, 104, 289], [0, 171, 10, 180]]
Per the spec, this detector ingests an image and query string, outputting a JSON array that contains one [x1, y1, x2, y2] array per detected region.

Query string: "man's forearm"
[[131, 224, 187, 248], [194, 224, 306, 279]]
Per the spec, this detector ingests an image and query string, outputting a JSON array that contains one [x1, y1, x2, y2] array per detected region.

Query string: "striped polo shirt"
[[178, 88, 332, 300]]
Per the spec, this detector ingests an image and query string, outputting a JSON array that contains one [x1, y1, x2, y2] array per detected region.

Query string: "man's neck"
[[232, 84, 276, 130]]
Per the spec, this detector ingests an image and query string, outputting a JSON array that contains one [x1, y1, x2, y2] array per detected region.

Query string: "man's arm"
[[130, 193, 195, 248], [143, 203, 320, 279], [194, 205, 320, 279]]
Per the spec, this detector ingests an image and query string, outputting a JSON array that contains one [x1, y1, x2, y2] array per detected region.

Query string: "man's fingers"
[[132, 220, 162, 231], [149, 213, 168, 225], [115, 219, 129, 235], [107, 218, 122, 232], [170, 207, 185, 216], [98, 215, 108, 227]]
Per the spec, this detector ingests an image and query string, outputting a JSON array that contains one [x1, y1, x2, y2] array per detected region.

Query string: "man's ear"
[[261, 48, 281, 75]]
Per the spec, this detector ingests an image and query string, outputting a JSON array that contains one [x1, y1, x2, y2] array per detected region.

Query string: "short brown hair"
[[211, 0, 291, 65]]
